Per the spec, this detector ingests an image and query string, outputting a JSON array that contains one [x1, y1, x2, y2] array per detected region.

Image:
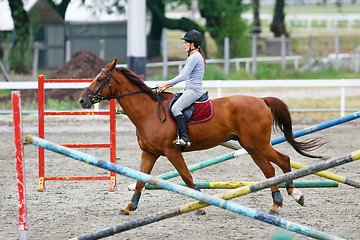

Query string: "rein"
[[85, 68, 166, 122]]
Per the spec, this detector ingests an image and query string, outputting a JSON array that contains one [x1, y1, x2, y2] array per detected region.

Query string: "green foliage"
[[0, 90, 13, 97], [202, 63, 360, 80], [203, 64, 229, 80], [254, 64, 360, 80], [7, 0, 31, 74], [80, 0, 126, 15], [229, 37, 251, 58], [199, 0, 251, 58], [8, 46, 32, 74], [0, 101, 12, 110], [147, 63, 360, 81], [0, 97, 83, 110], [45, 98, 83, 110], [0, 98, 34, 110]]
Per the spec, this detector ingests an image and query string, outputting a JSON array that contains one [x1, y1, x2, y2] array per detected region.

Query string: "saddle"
[[168, 91, 214, 124]]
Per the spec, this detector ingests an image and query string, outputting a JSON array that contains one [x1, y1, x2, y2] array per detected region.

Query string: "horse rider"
[[157, 29, 206, 147]]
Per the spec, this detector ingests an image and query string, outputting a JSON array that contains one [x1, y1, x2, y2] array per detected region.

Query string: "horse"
[[79, 58, 325, 216]]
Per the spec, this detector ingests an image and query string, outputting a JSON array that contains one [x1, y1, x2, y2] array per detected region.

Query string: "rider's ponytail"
[[195, 44, 206, 68]]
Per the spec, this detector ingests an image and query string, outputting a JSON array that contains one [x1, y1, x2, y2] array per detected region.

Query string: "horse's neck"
[[117, 93, 157, 127], [113, 75, 163, 128]]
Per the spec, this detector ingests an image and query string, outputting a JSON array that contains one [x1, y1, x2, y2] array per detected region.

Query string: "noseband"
[[85, 68, 166, 122]]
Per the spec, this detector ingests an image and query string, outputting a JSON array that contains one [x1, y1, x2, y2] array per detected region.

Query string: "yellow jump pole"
[[289, 161, 358, 186], [221, 111, 360, 188], [222, 142, 359, 188]]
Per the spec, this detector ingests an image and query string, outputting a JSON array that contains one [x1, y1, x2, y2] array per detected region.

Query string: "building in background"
[[1, 0, 127, 70], [28, 0, 65, 69]]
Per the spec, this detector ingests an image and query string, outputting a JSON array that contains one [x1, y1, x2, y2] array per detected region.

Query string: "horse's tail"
[[262, 97, 326, 160]]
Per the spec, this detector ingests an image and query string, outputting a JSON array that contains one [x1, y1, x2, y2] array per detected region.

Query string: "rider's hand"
[[157, 81, 171, 92]]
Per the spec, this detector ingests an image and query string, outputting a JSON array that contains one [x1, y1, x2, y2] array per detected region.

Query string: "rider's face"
[[183, 41, 192, 52]]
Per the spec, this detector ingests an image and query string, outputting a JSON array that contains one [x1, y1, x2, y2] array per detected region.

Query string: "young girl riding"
[[157, 29, 206, 147]]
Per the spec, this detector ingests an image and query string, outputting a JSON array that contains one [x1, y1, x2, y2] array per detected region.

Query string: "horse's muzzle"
[[79, 97, 92, 109]]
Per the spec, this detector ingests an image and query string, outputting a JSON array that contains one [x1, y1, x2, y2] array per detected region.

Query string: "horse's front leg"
[[165, 149, 206, 215], [118, 150, 159, 215]]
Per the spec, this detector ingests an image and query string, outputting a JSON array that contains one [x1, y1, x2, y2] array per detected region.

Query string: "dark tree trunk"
[[147, 0, 165, 59], [270, 0, 288, 37], [8, 0, 30, 73], [147, 1, 206, 58], [252, 0, 261, 34], [199, 2, 222, 52], [46, 0, 71, 19]]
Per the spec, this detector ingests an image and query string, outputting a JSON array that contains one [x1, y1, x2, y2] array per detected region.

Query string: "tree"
[[199, 0, 250, 58], [79, 1, 250, 58], [252, 0, 261, 34], [270, 0, 288, 37], [5, 0, 72, 73], [46, 0, 71, 18], [8, 0, 30, 73], [80, 0, 126, 16], [147, 0, 166, 59], [147, 0, 205, 59], [147, 0, 250, 59]]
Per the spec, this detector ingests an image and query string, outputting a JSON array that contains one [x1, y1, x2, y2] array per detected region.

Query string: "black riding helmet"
[[181, 30, 204, 45]]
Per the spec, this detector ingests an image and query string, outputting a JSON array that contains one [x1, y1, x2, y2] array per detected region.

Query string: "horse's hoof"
[[118, 209, 130, 215], [290, 188, 304, 206], [194, 209, 206, 215], [296, 195, 305, 206], [269, 209, 279, 215]]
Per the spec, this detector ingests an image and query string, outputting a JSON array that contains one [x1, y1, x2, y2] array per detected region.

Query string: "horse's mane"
[[115, 67, 170, 101]]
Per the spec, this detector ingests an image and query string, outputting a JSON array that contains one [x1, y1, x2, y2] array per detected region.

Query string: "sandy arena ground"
[[1, 113, 359, 240]]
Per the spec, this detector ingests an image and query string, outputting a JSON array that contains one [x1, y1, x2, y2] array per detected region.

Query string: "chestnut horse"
[[79, 58, 324, 215]]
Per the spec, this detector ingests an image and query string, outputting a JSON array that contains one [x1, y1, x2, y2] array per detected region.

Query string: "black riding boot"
[[173, 114, 191, 147]]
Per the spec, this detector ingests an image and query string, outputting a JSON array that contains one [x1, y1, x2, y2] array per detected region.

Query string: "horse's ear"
[[109, 58, 117, 70]]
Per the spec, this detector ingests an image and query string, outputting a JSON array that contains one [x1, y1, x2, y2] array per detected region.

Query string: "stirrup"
[[173, 136, 191, 147]]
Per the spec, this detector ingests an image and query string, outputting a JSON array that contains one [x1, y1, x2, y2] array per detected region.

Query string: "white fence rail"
[[117, 54, 302, 80], [1, 79, 360, 116], [118, 56, 302, 76]]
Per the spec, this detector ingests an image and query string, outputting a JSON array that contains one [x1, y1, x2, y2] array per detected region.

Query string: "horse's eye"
[[97, 77, 105, 82]]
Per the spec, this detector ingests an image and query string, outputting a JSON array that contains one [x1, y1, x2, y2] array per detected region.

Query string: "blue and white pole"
[[26, 135, 352, 240]]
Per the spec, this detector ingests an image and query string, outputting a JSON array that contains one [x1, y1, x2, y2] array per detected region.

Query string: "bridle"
[[85, 68, 113, 104], [85, 68, 166, 122], [86, 68, 148, 104]]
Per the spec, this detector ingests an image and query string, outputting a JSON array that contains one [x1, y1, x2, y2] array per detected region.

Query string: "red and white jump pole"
[[12, 91, 29, 240]]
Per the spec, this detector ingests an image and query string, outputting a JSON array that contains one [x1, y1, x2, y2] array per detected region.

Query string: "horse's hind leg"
[[247, 147, 287, 215], [118, 150, 159, 215], [269, 150, 305, 206]]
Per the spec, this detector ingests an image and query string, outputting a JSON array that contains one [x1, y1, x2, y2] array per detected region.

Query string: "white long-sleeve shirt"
[[169, 51, 204, 91]]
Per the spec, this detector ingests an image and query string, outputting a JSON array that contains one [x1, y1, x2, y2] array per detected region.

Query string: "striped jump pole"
[[127, 149, 247, 190], [25, 135, 358, 240], [131, 111, 360, 190], [222, 111, 360, 188], [70, 149, 360, 240], [145, 181, 338, 190], [220, 144, 360, 188]]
